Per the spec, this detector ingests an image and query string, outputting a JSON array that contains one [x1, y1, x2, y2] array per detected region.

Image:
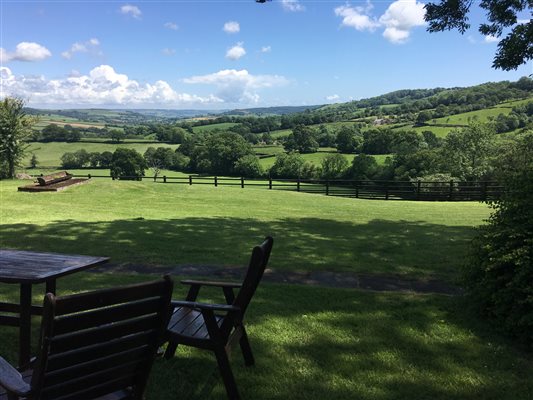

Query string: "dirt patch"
[[95, 263, 462, 295]]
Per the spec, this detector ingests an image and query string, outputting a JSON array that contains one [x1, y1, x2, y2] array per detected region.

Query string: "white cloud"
[[223, 21, 240, 34], [61, 38, 101, 59], [281, 0, 305, 12], [484, 35, 499, 43], [261, 46, 272, 53], [164, 22, 178, 30], [517, 19, 529, 25], [183, 69, 288, 104], [120, 4, 141, 19], [1, 42, 51, 62], [335, 0, 426, 44], [0, 65, 222, 107], [226, 42, 246, 60], [162, 48, 176, 56], [326, 94, 340, 102], [379, 0, 426, 43], [334, 4, 379, 32]]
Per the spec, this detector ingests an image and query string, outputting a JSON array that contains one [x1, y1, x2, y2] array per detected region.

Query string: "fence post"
[[269, 177, 272, 190], [163, 175, 167, 183], [449, 180, 454, 201], [326, 180, 329, 196], [297, 178, 300, 192], [189, 175, 193, 185], [385, 182, 389, 200], [214, 176, 218, 187], [88, 174, 91, 179], [355, 181, 359, 198], [241, 177, 244, 188], [417, 180, 421, 200]]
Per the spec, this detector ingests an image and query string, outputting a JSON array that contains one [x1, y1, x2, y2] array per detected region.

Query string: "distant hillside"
[[224, 105, 322, 116]]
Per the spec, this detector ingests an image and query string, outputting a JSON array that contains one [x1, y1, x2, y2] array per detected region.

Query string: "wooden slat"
[[44, 346, 151, 387], [46, 330, 157, 372], [0, 315, 19, 326], [50, 315, 159, 354], [54, 297, 163, 335], [54, 280, 168, 315]]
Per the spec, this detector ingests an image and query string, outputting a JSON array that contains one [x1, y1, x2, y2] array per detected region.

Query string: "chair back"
[[30, 276, 173, 400], [233, 236, 273, 315]]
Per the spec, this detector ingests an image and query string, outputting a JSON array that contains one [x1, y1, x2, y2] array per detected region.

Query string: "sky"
[[0, 0, 531, 109]]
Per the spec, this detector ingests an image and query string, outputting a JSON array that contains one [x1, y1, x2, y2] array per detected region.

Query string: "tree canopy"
[[425, 0, 532, 70]]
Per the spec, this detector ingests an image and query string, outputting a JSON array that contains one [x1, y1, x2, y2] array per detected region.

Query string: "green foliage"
[[0, 97, 34, 178], [320, 153, 349, 179], [350, 154, 380, 180], [204, 132, 254, 175], [464, 132, 533, 347], [60, 149, 90, 169], [40, 124, 81, 142], [425, 0, 532, 70], [30, 154, 38, 169], [234, 154, 264, 178], [441, 123, 496, 180], [269, 152, 316, 179], [109, 129, 125, 143], [335, 126, 362, 153], [284, 125, 319, 154], [110, 148, 146, 180]]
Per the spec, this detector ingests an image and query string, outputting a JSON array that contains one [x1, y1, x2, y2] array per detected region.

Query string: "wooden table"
[[0, 249, 109, 367]]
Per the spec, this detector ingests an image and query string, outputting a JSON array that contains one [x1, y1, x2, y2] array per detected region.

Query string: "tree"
[[349, 154, 380, 180], [321, 153, 349, 179], [234, 155, 264, 178], [336, 126, 362, 153], [284, 125, 319, 154], [204, 132, 254, 175], [110, 129, 125, 143], [0, 97, 35, 178], [464, 132, 533, 346], [441, 123, 496, 180], [30, 154, 38, 169], [269, 153, 305, 179], [110, 148, 146, 180], [425, 0, 532, 70]]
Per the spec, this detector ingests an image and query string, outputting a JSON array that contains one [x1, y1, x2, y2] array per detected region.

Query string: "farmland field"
[[24, 141, 180, 167], [192, 122, 238, 133]]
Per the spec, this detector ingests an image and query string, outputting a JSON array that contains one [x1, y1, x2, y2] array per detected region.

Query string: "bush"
[[234, 155, 264, 178], [110, 148, 146, 180], [464, 132, 533, 347], [321, 153, 348, 179]]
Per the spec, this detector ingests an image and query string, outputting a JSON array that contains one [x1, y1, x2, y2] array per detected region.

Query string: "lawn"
[[192, 122, 238, 133], [1, 178, 531, 399], [0, 179, 489, 281], [0, 274, 531, 400]]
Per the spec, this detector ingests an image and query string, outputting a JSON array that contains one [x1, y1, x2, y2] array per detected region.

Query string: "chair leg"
[[239, 327, 255, 367], [214, 347, 240, 400], [164, 342, 178, 359]]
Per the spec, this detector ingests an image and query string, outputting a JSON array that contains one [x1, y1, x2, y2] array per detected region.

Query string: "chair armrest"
[[171, 300, 240, 313], [181, 279, 242, 289], [0, 357, 32, 397]]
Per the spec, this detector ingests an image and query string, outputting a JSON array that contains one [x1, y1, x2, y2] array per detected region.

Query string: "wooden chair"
[[164, 236, 274, 400], [0, 276, 173, 400]]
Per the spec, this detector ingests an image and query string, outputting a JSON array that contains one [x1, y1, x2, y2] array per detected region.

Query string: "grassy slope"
[[0, 179, 489, 281], [192, 122, 238, 133]]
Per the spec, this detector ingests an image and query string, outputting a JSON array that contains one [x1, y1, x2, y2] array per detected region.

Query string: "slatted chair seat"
[[0, 277, 173, 400], [168, 307, 225, 342], [164, 237, 274, 400]]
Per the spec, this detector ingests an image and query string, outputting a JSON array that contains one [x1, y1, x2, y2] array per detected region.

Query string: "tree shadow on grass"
[[0, 275, 531, 400], [1, 217, 477, 281]]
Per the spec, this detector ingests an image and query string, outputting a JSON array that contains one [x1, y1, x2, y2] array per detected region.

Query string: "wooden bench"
[[37, 171, 72, 186]]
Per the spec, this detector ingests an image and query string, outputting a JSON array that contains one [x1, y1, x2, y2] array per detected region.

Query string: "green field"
[[0, 179, 489, 281], [1, 179, 532, 399], [24, 141, 180, 168], [192, 122, 238, 133], [431, 107, 512, 126]]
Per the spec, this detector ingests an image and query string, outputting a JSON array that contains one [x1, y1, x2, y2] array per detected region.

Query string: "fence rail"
[[58, 173, 503, 201]]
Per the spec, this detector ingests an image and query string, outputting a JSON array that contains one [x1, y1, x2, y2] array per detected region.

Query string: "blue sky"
[[1, 0, 531, 109]]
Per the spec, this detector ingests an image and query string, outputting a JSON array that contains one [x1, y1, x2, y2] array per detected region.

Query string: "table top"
[[0, 249, 109, 284]]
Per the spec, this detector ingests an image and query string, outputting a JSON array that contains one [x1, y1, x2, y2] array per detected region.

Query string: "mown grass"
[[0, 179, 489, 281], [431, 107, 512, 126], [24, 142, 180, 167], [0, 273, 531, 400]]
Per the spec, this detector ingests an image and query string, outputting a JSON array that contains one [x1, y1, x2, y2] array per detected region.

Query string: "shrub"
[[234, 155, 264, 178], [464, 132, 533, 347], [321, 153, 348, 179]]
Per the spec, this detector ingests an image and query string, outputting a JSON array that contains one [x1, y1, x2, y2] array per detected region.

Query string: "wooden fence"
[[67, 173, 503, 201]]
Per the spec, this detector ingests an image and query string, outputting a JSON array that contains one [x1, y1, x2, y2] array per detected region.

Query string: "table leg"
[[46, 279, 56, 295], [19, 284, 32, 368]]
